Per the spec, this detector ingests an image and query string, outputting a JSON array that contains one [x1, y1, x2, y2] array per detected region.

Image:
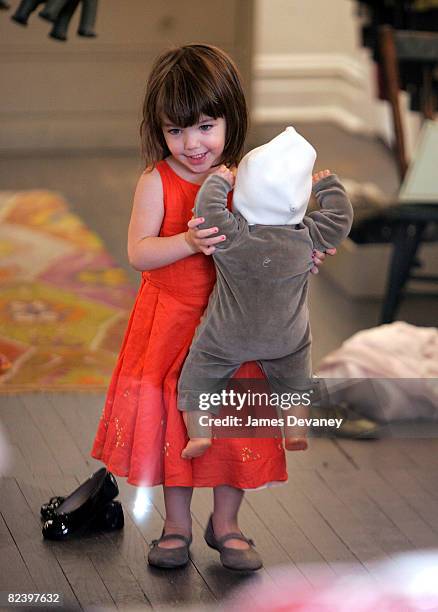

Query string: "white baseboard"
[[252, 51, 379, 134], [253, 51, 423, 152], [252, 105, 368, 133], [254, 53, 368, 84]]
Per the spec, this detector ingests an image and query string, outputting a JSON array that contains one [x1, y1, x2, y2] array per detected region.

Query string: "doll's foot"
[[181, 438, 212, 459], [284, 437, 308, 451]]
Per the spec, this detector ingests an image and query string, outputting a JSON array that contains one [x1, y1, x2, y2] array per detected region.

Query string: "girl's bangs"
[[157, 72, 224, 127]]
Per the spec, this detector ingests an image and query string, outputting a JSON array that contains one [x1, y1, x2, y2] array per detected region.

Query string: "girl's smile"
[[186, 152, 208, 164], [162, 116, 226, 177]]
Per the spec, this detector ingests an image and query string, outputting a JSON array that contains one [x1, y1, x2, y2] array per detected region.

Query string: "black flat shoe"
[[98, 500, 124, 531], [42, 468, 121, 540], [41, 496, 124, 531], [41, 496, 65, 521]]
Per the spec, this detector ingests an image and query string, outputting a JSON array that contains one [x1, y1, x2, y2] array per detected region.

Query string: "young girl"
[[91, 43, 331, 571]]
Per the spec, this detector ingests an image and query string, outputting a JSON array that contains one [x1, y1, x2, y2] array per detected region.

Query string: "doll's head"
[[140, 44, 248, 169], [232, 127, 316, 225]]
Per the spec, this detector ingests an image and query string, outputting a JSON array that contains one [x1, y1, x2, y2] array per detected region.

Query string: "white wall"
[[253, 0, 378, 132], [0, 0, 253, 151], [253, 0, 421, 152], [1, 0, 421, 152], [255, 0, 360, 54]]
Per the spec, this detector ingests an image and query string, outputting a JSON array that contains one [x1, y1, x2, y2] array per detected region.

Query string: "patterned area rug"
[[0, 191, 136, 392]]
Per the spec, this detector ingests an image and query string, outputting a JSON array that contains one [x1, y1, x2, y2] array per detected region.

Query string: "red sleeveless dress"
[[91, 160, 287, 488]]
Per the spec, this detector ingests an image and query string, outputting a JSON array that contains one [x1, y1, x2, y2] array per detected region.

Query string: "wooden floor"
[[1, 393, 438, 611], [1, 124, 438, 610]]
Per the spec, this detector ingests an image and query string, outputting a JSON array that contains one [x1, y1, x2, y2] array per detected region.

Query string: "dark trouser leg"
[[381, 221, 426, 324]]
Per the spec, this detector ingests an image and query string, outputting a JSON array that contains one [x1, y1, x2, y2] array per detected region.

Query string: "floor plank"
[[334, 438, 417, 471], [2, 397, 63, 477], [0, 512, 36, 593], [286, 470, 390, 573], [0, 478, 81, 610], [270, 473, 368, 574], [244, 486, 335, 585], [378, 468, 438, 535], [348, 468, 438, 550], [319, 468, 414, 555], [21, 393, 85, 477]]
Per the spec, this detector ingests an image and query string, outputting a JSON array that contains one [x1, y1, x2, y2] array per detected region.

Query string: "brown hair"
[[140, 44, 248, 169]]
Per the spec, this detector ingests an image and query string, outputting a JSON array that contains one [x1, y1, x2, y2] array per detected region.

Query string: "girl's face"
[[162, 115, 226, 176]]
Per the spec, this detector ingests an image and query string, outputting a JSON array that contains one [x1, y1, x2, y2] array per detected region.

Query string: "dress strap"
[[156, 160, 200, 191], [155, 159, 173, 183]]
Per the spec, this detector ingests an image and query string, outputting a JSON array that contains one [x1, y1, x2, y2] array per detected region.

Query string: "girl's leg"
[[212, 485, 250, 550], [158, 485, 193, 549]]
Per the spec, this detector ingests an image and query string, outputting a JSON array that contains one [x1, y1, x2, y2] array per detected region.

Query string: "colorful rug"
[[0, 191, 136, 392]]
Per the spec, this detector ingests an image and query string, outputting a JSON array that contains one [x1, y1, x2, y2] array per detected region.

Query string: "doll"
[[177, 127, 354, 458]]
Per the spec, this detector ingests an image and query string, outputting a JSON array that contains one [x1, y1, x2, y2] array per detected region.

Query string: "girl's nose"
[[184, 132, 200, 150]]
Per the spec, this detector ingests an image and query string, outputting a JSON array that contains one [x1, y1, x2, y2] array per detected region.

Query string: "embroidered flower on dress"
[[114, 417, 125, 448], [99, 409, 109, 430], [241, 446, 261, 462]]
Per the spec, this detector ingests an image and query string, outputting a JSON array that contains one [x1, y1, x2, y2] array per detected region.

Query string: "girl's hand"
[[212, 165, 235, 188], [312, 169, 332, 184], [311, 247, 337, 274], [310, 169, 336, 272], [185, 217, 226, 256]]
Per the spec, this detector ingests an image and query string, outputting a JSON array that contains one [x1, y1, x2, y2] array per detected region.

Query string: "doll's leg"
[[178, 349, 240, 459], [283, 405, 309, 450], [260, 337, 312, 451], [181, 411, 213, 459]]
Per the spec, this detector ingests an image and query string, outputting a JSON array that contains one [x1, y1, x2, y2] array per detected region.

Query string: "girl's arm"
[[127, 169, 223, 271]]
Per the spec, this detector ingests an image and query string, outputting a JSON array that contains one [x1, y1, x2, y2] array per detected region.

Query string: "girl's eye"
[[168, 128, 182, 135], [199, 124, 214, 132]]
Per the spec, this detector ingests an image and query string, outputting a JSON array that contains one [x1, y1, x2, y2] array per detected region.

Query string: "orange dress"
[[91, 160, 287, 488]]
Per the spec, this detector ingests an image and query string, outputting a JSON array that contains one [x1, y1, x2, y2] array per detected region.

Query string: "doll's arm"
[[194, 175, 239, 251], [302, 174, 353, 251]]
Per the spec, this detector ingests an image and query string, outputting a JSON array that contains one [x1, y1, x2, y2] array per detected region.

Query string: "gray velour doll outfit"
[[177, 127, 353, 415]]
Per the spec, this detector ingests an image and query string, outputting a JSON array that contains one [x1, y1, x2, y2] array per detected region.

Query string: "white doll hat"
[[232, 126, 316, 225]]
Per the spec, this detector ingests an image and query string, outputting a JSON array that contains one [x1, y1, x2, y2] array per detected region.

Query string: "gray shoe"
[[204, 515, 263, 571], [147, 532, 192, 569]]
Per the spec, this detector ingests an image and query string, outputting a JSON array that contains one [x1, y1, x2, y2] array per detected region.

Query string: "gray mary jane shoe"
[[147, 532, 192, 569], [204, 515, 263, 571]]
